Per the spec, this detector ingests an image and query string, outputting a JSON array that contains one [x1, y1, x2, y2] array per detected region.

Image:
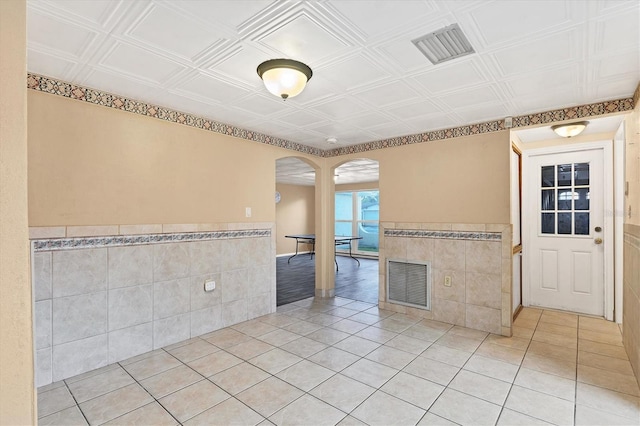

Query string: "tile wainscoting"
[[379, 223, 512, 337], [31, 223, 276, 387], [623, 224, 640, 384]]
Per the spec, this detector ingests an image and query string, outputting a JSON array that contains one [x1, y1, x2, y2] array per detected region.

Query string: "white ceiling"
[[27, 0, 640, 155], [276, 157, 379, 186]]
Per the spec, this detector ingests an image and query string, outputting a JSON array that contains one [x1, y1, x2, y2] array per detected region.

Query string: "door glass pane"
[[575, 188, 589, 210], [575, 213, 589, 235], [558, 213, 572, 234], [541, 213, 555, 234], [557, 190, 573, 210], [575, 163, 589, 185], [541, 166, 555, 187], [335, 192, 352, 220], [557, 164, 572, 186], [541, 190, 555, 211]]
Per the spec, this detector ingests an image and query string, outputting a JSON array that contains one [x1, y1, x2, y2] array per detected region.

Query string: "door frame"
[[522, 140, 614, 320]]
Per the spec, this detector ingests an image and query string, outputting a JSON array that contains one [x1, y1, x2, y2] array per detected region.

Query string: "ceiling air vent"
[[412, 23, 475, 65]]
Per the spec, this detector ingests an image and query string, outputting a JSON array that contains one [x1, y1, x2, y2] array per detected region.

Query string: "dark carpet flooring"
[[276, 254, 378, 306]]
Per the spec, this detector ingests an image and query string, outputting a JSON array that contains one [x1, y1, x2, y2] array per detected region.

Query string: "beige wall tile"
[[162, 224, 198, 233], [30, 226, 66, 239], [433, 240, 465, 271], [433, 299, 465, 326], [466, 305, 501, 334], [119, 224, 162, 235], [465, 272, 501, 309], [465, 240, 501, 274], [406, 237, 434, 262], [452, 224, 486, 232], [67, 225, 118, 237], [432, 269, 465, 303], [421, 223, 452, 231]]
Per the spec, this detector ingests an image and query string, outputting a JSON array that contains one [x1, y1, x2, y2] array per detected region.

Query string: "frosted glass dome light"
[[257, 59, 313, 100]]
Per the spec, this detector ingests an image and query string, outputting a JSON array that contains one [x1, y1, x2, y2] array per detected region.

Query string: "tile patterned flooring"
[[38, 298, 640, 425]]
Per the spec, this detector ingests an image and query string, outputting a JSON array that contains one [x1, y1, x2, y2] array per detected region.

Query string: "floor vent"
[[387, 259, 431, 310], [412, 23, 475, 65]]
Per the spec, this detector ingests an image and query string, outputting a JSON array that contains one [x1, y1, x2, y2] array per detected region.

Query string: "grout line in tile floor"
[[37, 298, 640, 426]]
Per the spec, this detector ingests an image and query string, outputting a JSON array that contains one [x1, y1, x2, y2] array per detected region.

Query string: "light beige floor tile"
[[38, 386, 76, 418], [536, 321, 578, 338], [203, 328, 252, 348], [139, 364, 203, 398], [103, 401, 177, 425], [330, 319, 370, 334], [446, 325, 488, 341], [284, 320, 323, 336], [373, 317, 415, 333], [539, 311, 578, 328], [164, 338, 201, 351], [38, 405, 88, 425], [187, 350, 243, 377], [463, 354, 520, 383], [343, 301, 376, 312], [269, 394, 346, 426], [118, 349, 165, 366], [496, 408, 551, 425], [475, 341, 525, 365], [67, 366, 134, 403], [380, 371, 444, 410], [159, 379, 230, 423], [307, 313, 342, 326], [417, 412, 458, 425], [226, 339, 275, 360], [485, 334, 530, 351], [578, 316, 621, 334], [257, 329, 302, 347], [365, 345, 416, 370], [430, 388, 502, 426], [449, 370, 511, 405], [434, 333, 481, 352], [306, 328, 350, 345], [337, 415, 368, 426], [579, 328, 624, 346], [349, 312, 382, 325], [356, 326, 399, 343], [527, 340, 577, 361], [184, 397, 264, 426], [363, 306, 395, 318], [326, 307, 360, 319], [280, 336, 328, 358], [79, 383, 154, 425], [64, 364, 120, 384], [384, 334, 433, 355], [403, 356, 460, 386], [236, 377, 304, 417], [514, 367, 576, 401], [37, 381, 66, 394], [521, 352, 577, 380], [341, 358, 398, 388], [517, 308, 543, 322], [211, 362, 270, 395], [512, 325, 535, 340], [578, 350, 635, 375], [258, 313, 297, 328], [420, 344, 472, 368], [417, 319, 454, 332], [232, 320, 278, 337], [579, 338, 629, 360], [276, 359, 334, 392], [351, 390, 426, 426], [249, 348, 302, 375], [574, 404, 639, 426], [308, 347, 360, 372], [333, 335, 381, 357], [310, 373, 376, 413], [532, 330, 578, 349], [122, 352, 182, 381], [512, 317, 539, 330], [167, 339, 219, 363], [577, 364, 640, 396], [504, 385, 574, 425], [576, 382, 640, 421]]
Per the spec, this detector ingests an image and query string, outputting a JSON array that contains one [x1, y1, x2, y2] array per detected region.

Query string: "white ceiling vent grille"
[[412, 23, 475, 65], [387, 259, 431, 310]]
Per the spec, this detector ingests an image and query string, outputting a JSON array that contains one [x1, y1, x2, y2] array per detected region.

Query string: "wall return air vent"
[[412, 23, 475, 65], [387, 259, 431, 310]]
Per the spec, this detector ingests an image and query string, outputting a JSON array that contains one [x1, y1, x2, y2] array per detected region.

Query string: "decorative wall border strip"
[[384, 229, 501, 241], [33, 229, 271, 252], [27, 74, 637, 159], [624, 232, 640, 250]]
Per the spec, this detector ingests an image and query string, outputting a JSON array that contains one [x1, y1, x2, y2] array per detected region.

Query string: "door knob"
[[594, 238, 603, 245]]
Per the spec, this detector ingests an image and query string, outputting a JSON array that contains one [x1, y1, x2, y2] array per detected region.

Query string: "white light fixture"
[[551, 121, 589, 138], [257, 59, 313, 100]]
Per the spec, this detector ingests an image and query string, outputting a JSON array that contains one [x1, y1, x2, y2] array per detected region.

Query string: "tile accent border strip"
[[384, 229, 501, 241], [33, 229, 271, 252], [27, 73, 637, 158]]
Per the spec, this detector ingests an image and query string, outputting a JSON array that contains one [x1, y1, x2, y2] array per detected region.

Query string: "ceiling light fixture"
[[257, 59, 313, 100], [326, 137, 338, 144], [551, 121, 589, 138]]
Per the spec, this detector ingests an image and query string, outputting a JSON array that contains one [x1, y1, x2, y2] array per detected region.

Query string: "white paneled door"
[[525, 147, 606, 316]]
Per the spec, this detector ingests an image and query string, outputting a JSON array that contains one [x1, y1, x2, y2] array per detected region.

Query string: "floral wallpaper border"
[[27, 73, 636, 158], [33, 229, 271, 252], [384, 229, 501, 241]]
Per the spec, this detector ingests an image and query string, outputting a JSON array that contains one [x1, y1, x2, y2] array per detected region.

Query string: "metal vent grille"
[[412, 23, 475, 65], [387, 259, 431, 310]]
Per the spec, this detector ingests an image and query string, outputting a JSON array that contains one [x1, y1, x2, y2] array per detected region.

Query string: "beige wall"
[[0, 0, 35, 423], [275, 183, 315, 255], [330, 131, 511, 225], [335, 181, 379, 192], [28, 91, 317, 227], [623, 101, 640, 384]]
